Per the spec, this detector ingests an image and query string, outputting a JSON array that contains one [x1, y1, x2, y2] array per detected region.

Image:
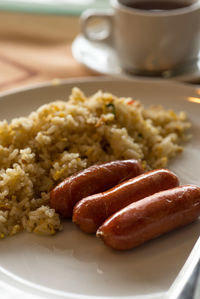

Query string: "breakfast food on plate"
[[97, 185, 200, 250], [0, 87, 190, 238], [72, 169, 179, 233], [50, 159, 143, 218]]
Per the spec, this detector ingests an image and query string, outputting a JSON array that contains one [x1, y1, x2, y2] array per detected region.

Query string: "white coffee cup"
[[81, 0, 200, 74]]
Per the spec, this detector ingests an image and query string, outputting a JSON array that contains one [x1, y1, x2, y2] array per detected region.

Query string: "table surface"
[[0, 11, 97, 93]]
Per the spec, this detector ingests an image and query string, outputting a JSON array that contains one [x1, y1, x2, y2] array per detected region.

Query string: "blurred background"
[[0, 0, 110, 92]]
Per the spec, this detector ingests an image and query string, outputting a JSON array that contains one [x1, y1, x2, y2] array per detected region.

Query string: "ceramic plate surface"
[[0, 77, 200, 299], [72, 35, 200, 84]]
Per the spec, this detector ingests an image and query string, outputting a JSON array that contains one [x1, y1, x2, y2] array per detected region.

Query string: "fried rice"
[[0, 87, 190, 238]]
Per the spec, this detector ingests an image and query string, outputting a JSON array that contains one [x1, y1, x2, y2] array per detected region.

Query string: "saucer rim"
[[72, 34, 200, 84]]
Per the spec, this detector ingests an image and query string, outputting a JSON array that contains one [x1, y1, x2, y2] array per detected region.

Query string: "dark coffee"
[[125, 1, 191, 11]]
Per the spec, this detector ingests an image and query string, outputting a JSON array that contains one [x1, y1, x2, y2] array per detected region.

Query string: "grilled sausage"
[[97, 185, 200, 250], [73, 169, 179, 233], [50, 160, 143, 218]]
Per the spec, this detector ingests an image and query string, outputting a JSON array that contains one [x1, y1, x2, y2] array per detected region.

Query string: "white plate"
[[0, 77, 200, 299], [72, 34, 200, 84]]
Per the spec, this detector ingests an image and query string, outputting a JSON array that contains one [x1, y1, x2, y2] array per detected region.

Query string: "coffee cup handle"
[[80, 9, 114, 43]]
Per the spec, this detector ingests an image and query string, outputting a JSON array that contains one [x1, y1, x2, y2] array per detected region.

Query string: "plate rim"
[[0, 76, 198, 99]]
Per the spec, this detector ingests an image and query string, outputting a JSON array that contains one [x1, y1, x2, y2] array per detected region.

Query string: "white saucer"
[[72, 34, 200, 84]]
